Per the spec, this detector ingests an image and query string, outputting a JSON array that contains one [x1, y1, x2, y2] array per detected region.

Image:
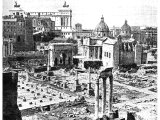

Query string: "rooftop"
[[49, 43, 73, 45], [122, 38, 135, 43], [103, 38, 117, 45]]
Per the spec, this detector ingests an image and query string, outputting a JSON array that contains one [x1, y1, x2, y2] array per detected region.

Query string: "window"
[[104, 52, 107, 57], [16, 12, 19, 15], [109, 53, 111, 58], [107, 52, 108, 57]]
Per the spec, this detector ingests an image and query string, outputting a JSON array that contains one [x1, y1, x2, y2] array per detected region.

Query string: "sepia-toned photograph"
[[2, 0, 157, 120]]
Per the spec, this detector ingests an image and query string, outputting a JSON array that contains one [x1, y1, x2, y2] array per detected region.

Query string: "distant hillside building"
[[3, 2, 34, 53], [32, 17, 55, 33], [109, 26, 121, 38], [140, 27, 157, 47], [73, 23, 93, 39], [27, 1, 73, 38], [3, 16, 34, 53]]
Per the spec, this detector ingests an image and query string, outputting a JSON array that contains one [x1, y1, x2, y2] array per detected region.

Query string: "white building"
[[27, 1, 73, 38], [102, 38, 120, 68], [8, 1, 73, 38]]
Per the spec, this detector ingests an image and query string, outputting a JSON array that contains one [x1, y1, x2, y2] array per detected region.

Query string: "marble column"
[[88, 67, 91, 92], [95, 78, 99, 119], [97, 47, 100, 60], [94, 47, 96, 59], [47, 50, 50, 72], [109, 75, 113, 114], [76, 70, 78, 80], [102, 77, 107, 116]]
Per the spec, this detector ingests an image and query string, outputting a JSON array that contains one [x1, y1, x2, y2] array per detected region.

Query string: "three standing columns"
[[95, 68, 113, 119]]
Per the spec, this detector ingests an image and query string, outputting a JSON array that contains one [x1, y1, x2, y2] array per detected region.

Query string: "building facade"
[[102, 38, 120, 68], [32, 17, 55, 33], [27, 1, 72, 38], [72, 23, 93, 40], [48, 43, 75, 67], [109, 26, 121, 38], [3, 38, 14, 57], [3, 2, 34, 53], [75, 18, 143, 69]]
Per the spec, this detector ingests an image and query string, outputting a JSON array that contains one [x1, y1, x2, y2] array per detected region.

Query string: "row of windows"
[[104, 52, 111, 58], [3, 35, 15, 38], [4, 29, 16, 32], [4, 26, 16, 29], [4, 29, 24, 32], [3, 22, 16, 25], [62, 32, 71, 35]]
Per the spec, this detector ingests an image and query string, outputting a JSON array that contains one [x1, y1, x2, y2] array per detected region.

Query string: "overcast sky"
[[2, 0, 158, 29]]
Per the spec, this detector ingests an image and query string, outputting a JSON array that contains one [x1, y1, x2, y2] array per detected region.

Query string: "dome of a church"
[[120, 20, 131, 38], [95, 16, 109, 32], [94, 16, 109, 37], [121, 20, 131, 32]]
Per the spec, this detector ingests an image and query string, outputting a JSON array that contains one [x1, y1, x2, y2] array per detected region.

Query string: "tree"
[[66, 38, 77, 44], [84, 61, 103, 70]]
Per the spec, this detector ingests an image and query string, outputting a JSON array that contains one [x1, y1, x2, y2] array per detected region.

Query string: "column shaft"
[[76, 70, 78, 80], [109, 75, 113, 113], [93, 47, 96, 59], [102, 77, 107, 115], [95, 78, 99, 119], [98, 47, 100, 60], [88, 67, 91, 94]]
